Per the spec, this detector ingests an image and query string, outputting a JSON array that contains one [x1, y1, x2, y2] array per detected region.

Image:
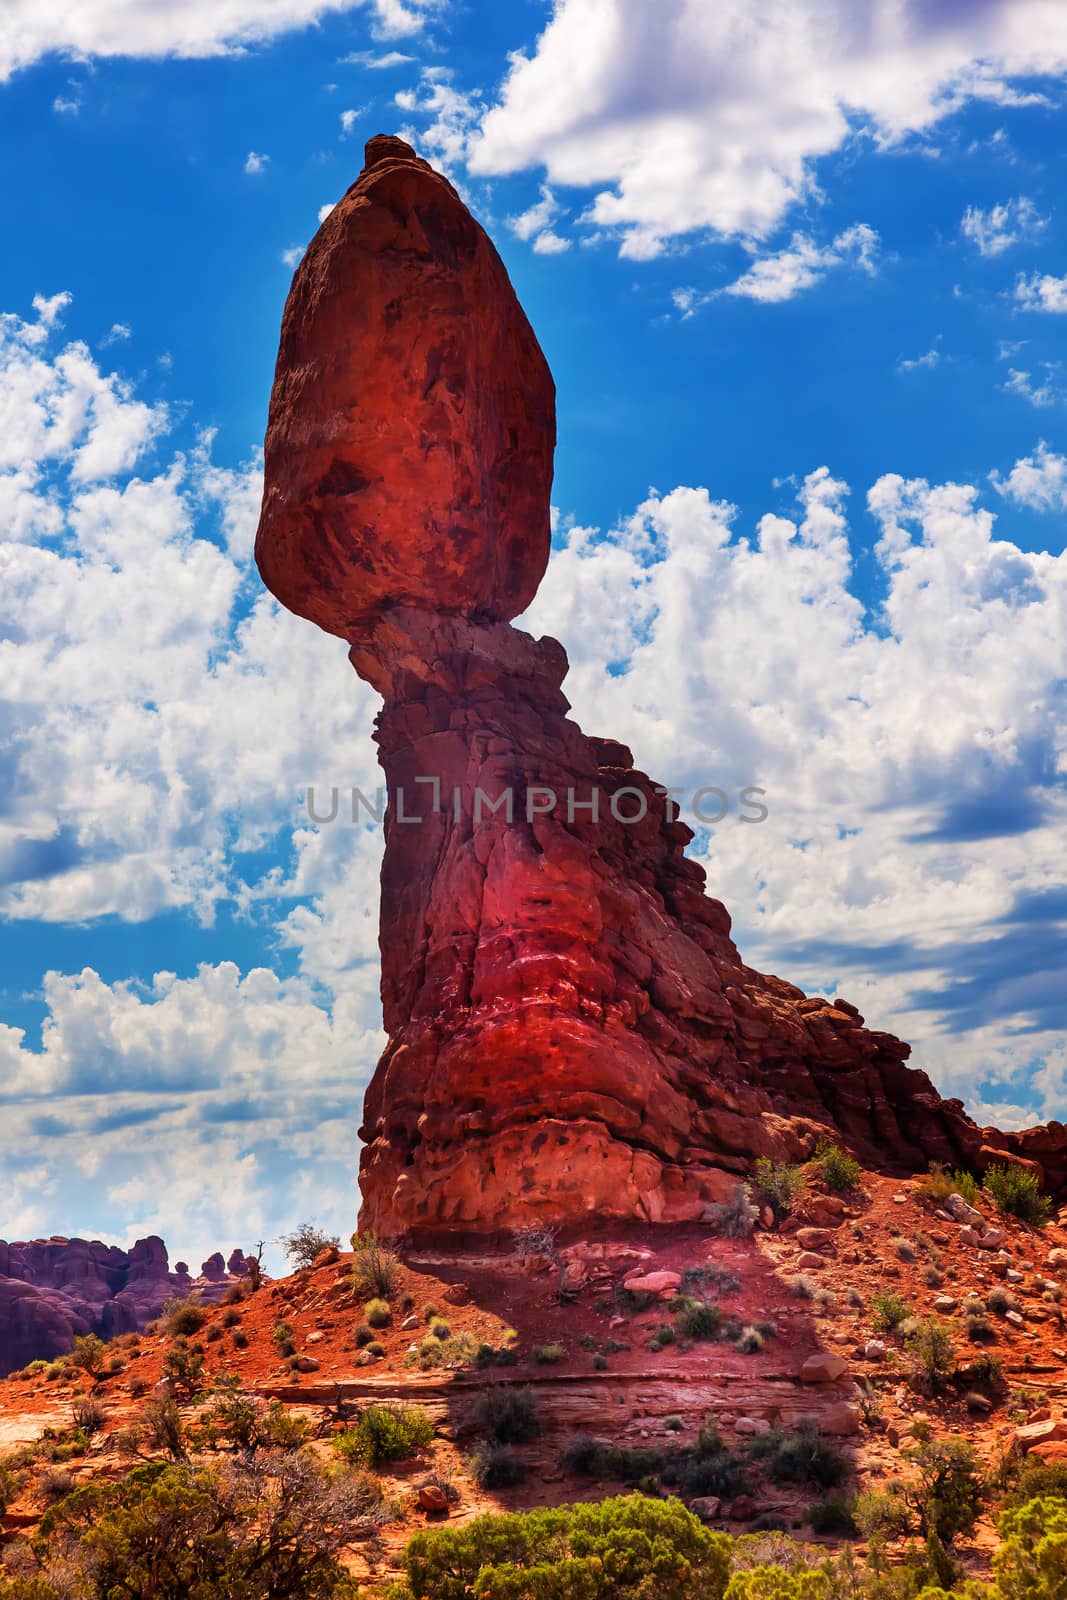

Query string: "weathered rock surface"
[[0, 1237, 250, 1375], [256, 135, 1067, 1237]]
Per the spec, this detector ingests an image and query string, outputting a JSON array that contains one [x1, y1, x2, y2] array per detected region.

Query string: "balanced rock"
[[256, 135, 1067, 1236]]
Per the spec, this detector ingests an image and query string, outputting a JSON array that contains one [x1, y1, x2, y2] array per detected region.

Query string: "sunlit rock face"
[[257, 137, 1067, 1236]]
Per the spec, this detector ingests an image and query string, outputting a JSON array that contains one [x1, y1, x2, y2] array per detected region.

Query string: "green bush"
[[807, 1493, 858, 1536], [749, 1424, 850, 1490], [471, 1387, 540, 1445], [993, 1494, 1067, 1599], [676, 1298, 724, 1340], [163, 1297, 209, 1337], [162, 1337, 205, 1400], [725, 1567, 835, 1600], [403, 1493, 732, 1600], [906, 1319, 956, 1395], [750, 1158, 807, 1222], [984, 1163, 1052, 1227], [350, 1231, 401, 1297], [532, 1342, 564, 1364], [332, 1404, 434, 1467], [364, 1298, 391, 1328], [871, 1291, 912, 1333], [403, 1332, 480, 1372], [901, 1435, 983, 1546], [70, 1334, 106, 1377], [810, 1140, 862, 1194], [1, 1455, 367, 1598], [467, 1444, 528, 1490]]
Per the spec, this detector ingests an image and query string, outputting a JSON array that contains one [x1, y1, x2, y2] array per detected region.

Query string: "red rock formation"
[[256, 136, 1067, 1236], [0, 1237, 250, 1375]]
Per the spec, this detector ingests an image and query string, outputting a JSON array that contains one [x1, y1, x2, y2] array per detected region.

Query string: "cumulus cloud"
[[991, 440, 1067, 510], [1014, 271, 1067, 312], [723, 224, 879, 304], [523, 459, 1067, 1122], [507, 185, 571, 254], [467, 0, 1067, 258], [244, 150, 269, 174], [0, 0, 441, 80], [1003, 366, 1063, 408], [960, 196, 1046, 256]]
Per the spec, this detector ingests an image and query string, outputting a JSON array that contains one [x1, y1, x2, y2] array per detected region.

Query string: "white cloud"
[[992, 440, 1067, 510], [281, 244, 305, 268], [723, 224, 879, 304], [961, 196, 1047, 257], [339, 106, 363, 134], [0, 0, 441, 80], [1003, 366, 1063, 408], [507, 184, 571, 254], [53, 92, 80, 114], [523, 462, 1067, 1122], [394, 69, 481, 172], [318, 202, 336, 222], [244, 149, 269, 174], [341, 48, 413, 67], [467, 0, 1067, 257], [101, 321, 132, 345], [897, 346, 940, 373], [1014, 271, 1067, 312]]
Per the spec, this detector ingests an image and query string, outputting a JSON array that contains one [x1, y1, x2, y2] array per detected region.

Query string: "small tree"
[[906, 1319, 956, 1396], [901, 1435, 983, 1547], [994, 1494, 1067, 1600], [71, 1333, 106, 1378], [280, 1221, 340, 1271]]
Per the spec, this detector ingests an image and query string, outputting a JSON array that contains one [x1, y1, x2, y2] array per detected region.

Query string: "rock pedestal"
[[256, 136, 1067, 1236]]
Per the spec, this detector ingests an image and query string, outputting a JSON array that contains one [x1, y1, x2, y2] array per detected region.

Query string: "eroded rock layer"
[[256, 137, 1067, 1235]]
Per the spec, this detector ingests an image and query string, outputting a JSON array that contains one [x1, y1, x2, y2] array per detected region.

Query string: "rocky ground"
[[2, 1169, 1067, 1586]]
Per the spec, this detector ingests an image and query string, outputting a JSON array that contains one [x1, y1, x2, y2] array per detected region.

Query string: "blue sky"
[[2, 0, 1067, 1269]]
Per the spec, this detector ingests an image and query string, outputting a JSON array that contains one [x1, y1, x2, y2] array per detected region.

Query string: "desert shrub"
[[70, 1333, 106, 1377], [350, 1230, 401, 1298], [403, 1493, 732, 1600], [901, 1435, 984, 1546], [204, 1325, 222, 1344], [141, 1396, 187, 1461], [592, 1353, 608, 1371], [333, 1404, 434, 1467], [999, 1454, 1067, 1509], [992, 1495, 1067, 1600], [15, 1454, 370, 1598], [958, 1352, 1004, 1392], [466, 1443, 528, 1489], [365, 1341, 385, 1358], [984, 1163, 1051, 1226], [232, 1329, 249, 1350], [280, 1221, 340, 1270], [810, 1140, 862, 1194], [814, 1288, 836, 1311], [364, 1298, 391, 1328], [271, 1320, 296, 1357], [404, 1332, 480, 1372], [737, 1325, 765, 1354], [808, 1493, 858, 1535], [854, 1487, 913, 1540], [924, 1265, 945, 1288], [683, 1263, 742, 1296], [704, 1182, 758, 1238], [220, 1306, 241, 1329], [750, 1424, 850, 1490], [471, 1386, 540, 1445], [162, 1297, 209, 1338], [846, 1287, 865, 1309], [532, 1342, 564, 1365], [676, 1298, 725, 1340], [71, 1397, 105, 1437], [202, 1376, 308, 1454], [220, 1282, 245, 1306], [749, 1158, 807, 1222], [162, 1336, 205, 1400], [918, 1162, 979, 1208], [429, 1317, 451, 1341], [789, 1275, 816, 1300], [896, 1239, 918, 1262], [906, 1319, 956, 1395], [871, 1291, 912, 1333]]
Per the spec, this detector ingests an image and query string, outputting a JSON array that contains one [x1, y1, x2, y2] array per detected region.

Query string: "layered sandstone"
[[256, 135, 1067, 1236]]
